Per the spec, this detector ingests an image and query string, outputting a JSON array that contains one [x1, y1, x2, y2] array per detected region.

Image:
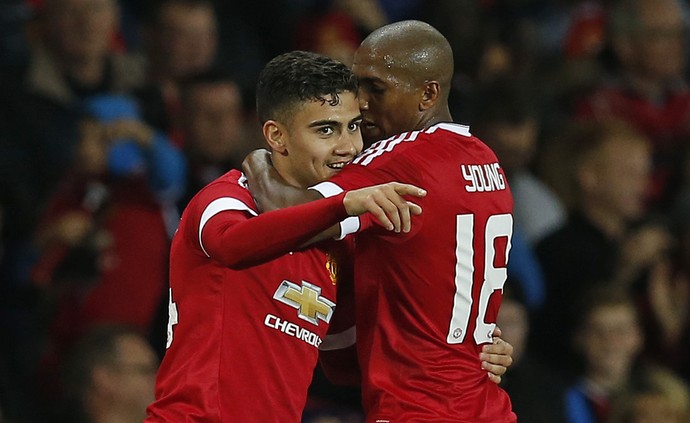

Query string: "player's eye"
[[317, 126, 334, 136], [348, 120, 361, 133], [363, 83, 385, 95]]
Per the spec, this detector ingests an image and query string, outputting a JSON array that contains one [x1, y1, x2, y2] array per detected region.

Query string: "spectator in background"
[[608, 365, 690, 423], [140, 0, 217, 88], [1, 1, 147, 418], [29, 95, 184, 409], [575, 0, 690, 210], [25, 0, 145, 105], [0, 0, 147, 284], [57, 324, 158, 423], [294, 3, 363, 68], [134, 0, 262, 149], [472, 79, 565, 246], [535, 119, 671, 369], [639, 190, 690, 381], [563, 289, 647, 423], [136, 0, 220, 144], [175, 71, 257, 212], [497, 283, 568, 423]]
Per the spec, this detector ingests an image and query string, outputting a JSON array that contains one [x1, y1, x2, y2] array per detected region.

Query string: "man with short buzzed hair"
[[246, 20, 518, 422]]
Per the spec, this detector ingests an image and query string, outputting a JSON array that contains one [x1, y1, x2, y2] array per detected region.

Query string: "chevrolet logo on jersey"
[[273, 280, 335, 325]]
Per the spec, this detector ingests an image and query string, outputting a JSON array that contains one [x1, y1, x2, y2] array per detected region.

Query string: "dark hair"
[[142, 0, 215, 26], [255, 51, 357, 124], [575, 287, 638, 330], [179, 69, 242, 102]]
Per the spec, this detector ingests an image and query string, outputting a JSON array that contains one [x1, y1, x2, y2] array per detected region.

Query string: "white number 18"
[[447, 213, 512, 344]]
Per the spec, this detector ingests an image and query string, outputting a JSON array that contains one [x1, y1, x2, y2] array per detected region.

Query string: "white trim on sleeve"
[[309, 181, 359, 239], [199, 197, 257, 257], [338, 216, 360, 240], [309, 181, 343, 198]]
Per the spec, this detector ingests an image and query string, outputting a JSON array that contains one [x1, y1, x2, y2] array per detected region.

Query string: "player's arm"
[[242, 149, 423, 242], [480, 326, 514, 384], [202, 183, 424, 269], [242, 149, 343, 241], [243, 149, 315, 212]]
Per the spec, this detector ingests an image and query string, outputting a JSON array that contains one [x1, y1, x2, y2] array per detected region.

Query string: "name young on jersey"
[[461, 163, 506, 193]]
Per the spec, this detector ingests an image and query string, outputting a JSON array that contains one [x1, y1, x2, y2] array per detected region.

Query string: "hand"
[[480, 326, 514, 384], [242, 149, 272, 177], [620, 225, 672, 272], [648, 260, 690, 346], [104, 119, 154, 148], [342, 182, 426, 233]]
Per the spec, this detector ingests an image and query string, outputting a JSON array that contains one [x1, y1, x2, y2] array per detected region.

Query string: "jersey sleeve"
[[194, 188, 350, 269]]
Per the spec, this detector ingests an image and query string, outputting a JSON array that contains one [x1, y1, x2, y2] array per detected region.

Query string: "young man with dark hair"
[[144, 51, 426, 422]]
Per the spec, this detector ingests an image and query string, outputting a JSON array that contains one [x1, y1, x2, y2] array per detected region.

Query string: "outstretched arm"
[[242, 149, 424, 242], [203, 182, 425, 269]]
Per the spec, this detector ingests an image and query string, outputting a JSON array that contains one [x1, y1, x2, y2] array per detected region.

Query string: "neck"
[[421, 106, 453, 131], [271, 154, 306, 189]]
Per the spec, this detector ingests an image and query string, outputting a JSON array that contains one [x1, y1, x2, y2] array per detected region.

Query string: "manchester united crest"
[[325, 254, 338, 285]]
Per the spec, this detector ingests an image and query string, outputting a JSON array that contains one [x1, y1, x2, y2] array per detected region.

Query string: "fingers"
[[486, 372, 502, 385], [483, 337, 514, 365], [343, 182, 425, 233], [374, 183, 425, 233], [480, 351, 511, 370], [391, 182, 427, 198], [368, 189, 403, 232], [483, 359, 504, 384], [383, 184, 425, 232], [479, 335, 514, 385], [480, 351, 508, 385]]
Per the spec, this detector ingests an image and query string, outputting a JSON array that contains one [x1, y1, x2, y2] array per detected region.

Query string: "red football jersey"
[[312, 123, 517, 422], [145, 170, 353, 422]]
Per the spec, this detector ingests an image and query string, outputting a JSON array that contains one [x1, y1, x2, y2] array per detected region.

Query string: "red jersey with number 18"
[[145, 170, 353, 423], [311, 123, 517, 422]]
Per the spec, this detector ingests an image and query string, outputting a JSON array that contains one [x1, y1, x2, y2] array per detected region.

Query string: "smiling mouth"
[[327, 160, 351, 170]]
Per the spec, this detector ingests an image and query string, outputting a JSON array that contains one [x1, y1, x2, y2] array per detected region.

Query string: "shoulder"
[[353, 122, 475, 167], [187, 170, 258, 217]]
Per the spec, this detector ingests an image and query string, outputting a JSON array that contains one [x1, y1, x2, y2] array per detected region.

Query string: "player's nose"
[[336, 133, 361, 157], [358, 93, 369, 111]]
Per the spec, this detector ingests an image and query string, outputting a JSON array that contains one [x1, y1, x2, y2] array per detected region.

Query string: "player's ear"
[[263, 120, 288, 155], [419, 81, 440, 111]]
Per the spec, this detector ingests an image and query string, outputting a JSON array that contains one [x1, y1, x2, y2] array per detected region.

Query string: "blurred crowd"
[[1, 0, 690, 422]]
